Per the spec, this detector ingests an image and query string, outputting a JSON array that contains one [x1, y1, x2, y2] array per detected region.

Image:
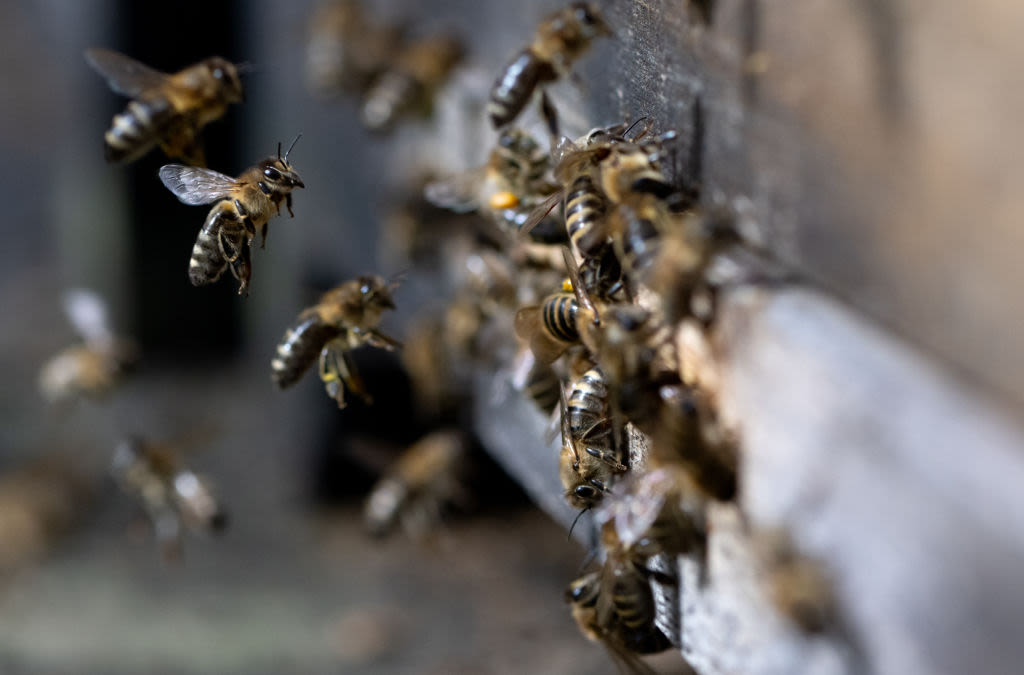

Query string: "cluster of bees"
[[20, 1, 842, 671]]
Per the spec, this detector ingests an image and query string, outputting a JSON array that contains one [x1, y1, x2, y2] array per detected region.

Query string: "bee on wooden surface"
[[271, 275, 400, 408], [305, 0, 404, 96], [0, 457, 94, 579], [159, 137, 304, 295], [85, 48, 244, 166], [363, 429, 468, 538], [111, 436, 227, 562], [558, 383, 627, 511], [487, 2, 611, 136], [425, 129, 559, 238], [360, 34, 463, 132], [566, 563, 673, 674], [39, 289, 137, 404]]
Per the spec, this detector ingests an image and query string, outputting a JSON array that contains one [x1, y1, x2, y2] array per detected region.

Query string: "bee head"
[[205, 57, 245, 103], [357, 275, 397, 311], [571, 3, 611, 38], [259, 153, 304, 191]]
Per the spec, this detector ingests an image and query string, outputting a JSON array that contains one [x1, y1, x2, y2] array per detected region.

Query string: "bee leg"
[[584, 446, 628, 472], [318, 346, 348, 408], [338, 349, 373, 405], [540, 90, 560, 140], [227, 243, 252, 296], [286, 192, 294, 218], [233, 199, 257, 248], [363, 328, 403, 350]]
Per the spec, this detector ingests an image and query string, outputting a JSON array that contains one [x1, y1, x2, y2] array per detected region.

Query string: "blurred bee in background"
[[111, 436, 228, 562], [425, 128, 560, 239], [510, 348, 562, 415], [361, 34, 463, 132], [755, 528, 838, 635], [305, 0, 405, 96], [85, 48, 244, 166], [0, 456, 95, 580], [363, 429, 468, 538], [488, 2, 611, 137], [39, 289, 138, 404], [159, 137, 304, 295], [272, 275, 401, 408]]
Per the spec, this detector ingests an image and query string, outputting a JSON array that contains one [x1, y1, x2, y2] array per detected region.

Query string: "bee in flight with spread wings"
[[85, 48, 245, 166], [159, 137, 304, 295]]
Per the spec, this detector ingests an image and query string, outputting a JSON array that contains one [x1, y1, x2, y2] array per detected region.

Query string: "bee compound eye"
[[575, 485, 596, 499]]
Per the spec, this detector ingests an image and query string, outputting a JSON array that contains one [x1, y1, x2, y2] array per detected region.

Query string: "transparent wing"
[[159, 165, 239, 205], [63, 288, 113, 346], [84, 48, 168, 97]]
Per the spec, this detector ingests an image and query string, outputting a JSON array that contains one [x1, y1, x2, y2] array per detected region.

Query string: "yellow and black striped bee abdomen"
[[104, 95, 175, 164], [566, 174, 607, 257], [271, 314, 343, 389], [541, 293, 579, 344], [188, 216, 229, 287], [524, 360, 561, 413]]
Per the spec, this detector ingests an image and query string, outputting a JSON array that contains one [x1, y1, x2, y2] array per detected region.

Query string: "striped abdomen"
[[188, 205, 244, 287], [524, 360, 561, 413], [619, 204, 660, 275], [271, 313, 342, 389], [104, 94, 176, 163], [540, 292, 579, 344], [487, 49, 555, 129], [568, 367, 610, 441], [566, 173, 607, 257], [610, 566, 658, 633]]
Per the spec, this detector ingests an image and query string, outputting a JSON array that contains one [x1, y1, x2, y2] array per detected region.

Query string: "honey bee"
[[85, 48, 244, 166], [159, 137, 304, 295], [511, 348, 561, 415], [39, 289, 137, 404], [271, 275, 400, 408], [360, 34, 463, 132], [111, 436, 228, 562], [363, 429, 468, 538], [558, 383, 627, 511], [425, 128, 559, 237], [487, 2, 611, 136], [755, 529, 838, 635], [514, 280, 580, 365], [305, 0, 404, 96]]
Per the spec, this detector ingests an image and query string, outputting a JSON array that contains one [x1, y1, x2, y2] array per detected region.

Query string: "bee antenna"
[[388, 269, 409, 290], [624, 116, 652, 140], [234, 61, 258, 74], [284, 133, 303, 163], [277, 142, 282, 161], [568, 507, 590, 541]]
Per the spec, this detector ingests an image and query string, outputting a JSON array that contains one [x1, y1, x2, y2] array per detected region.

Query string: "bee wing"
[[84, 48, 168, 97], [514, 306, 567, 364], [562, 246, 600, 323], [423, 170, 484, 213], [63, 288, 114, 346], [159, 165, 239, 205], [520, 190, 564, 236]]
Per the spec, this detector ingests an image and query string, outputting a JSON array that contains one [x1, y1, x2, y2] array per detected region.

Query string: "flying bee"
[[271, 275, 400, 408], [425, 128, 560, 238], [360, 34, 463, 132], [487, 2, 611, 136], [111, 436, 228, 562], [85, 48, 244, 166], [363, 429, 468, 538], [159, 137, 304, 295], [39, 289, 137, 404], [305, 0, 404, 96]]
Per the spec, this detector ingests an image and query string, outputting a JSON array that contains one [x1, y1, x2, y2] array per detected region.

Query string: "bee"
[[39, 289, 137, 404], [271, 275, 400, 408], [363, 429, 468, 538], [511, 348, 562, 414], [514, 279, 580, 365], [755, 529, 838, 635], [558, 382, 627, 511], [566, 560, 673, 674], [111, 436, 228, 562], [487, 2, 611, 136], [0, 457, 94, 578], [360, 34, 462, 132], [159, 137, 305, 295], [425, 128, 559, 238], [305, 0, 404, 96], [85, 48, 244, 166]]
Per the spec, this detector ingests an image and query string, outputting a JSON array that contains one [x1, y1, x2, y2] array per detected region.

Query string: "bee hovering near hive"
[[305, 0, 405, 96], [111, 436, 228, 562], [487, 2, 611, 137], [158, 137, 304, 295], [271, 275, 401, 408], [84, 48, 244, 166], [360, 34, 463, 132], [39, 289, 137, 404]]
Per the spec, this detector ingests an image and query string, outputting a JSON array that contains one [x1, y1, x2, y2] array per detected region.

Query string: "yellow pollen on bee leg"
[[489, 191, 519, 210]]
